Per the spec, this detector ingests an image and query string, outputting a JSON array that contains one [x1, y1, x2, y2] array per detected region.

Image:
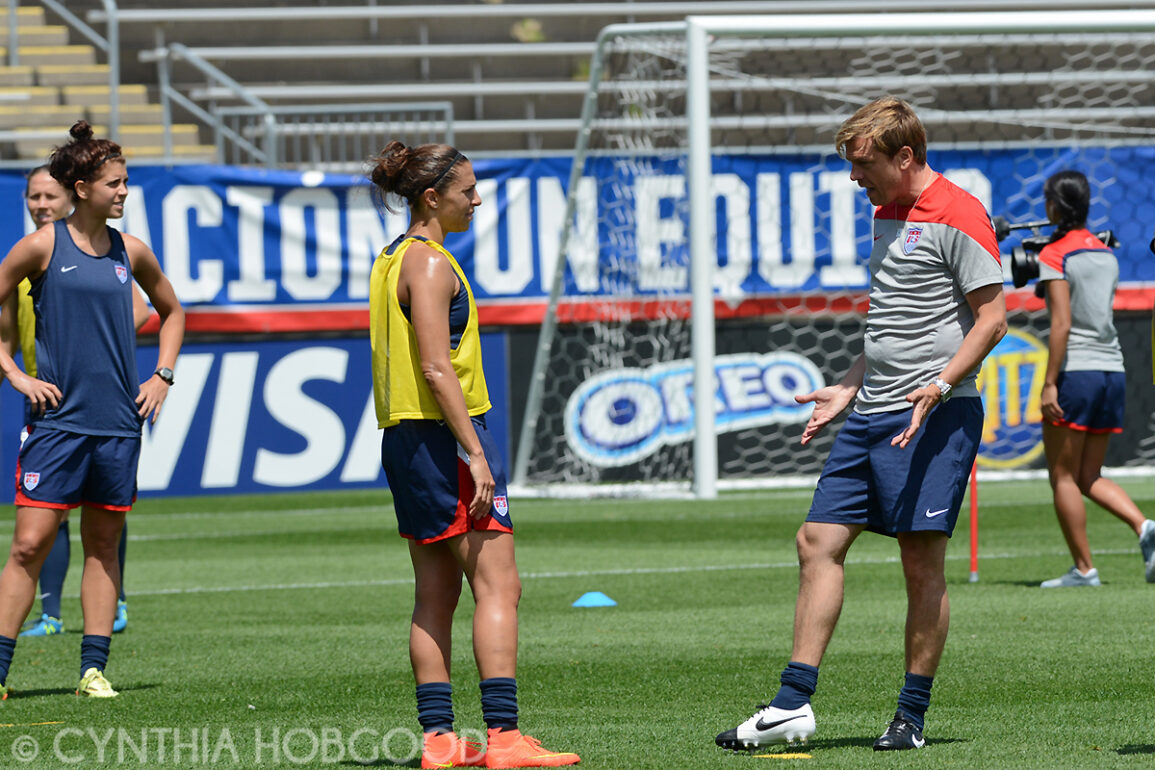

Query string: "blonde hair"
[[835, 96, 926, 164]]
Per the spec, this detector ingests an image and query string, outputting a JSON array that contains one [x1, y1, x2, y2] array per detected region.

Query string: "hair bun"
[[69, 120, 94, 142]]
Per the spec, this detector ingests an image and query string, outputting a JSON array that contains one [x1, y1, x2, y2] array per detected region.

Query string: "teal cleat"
[[112, 600, 127, 634], [19, 614, 63, 637]]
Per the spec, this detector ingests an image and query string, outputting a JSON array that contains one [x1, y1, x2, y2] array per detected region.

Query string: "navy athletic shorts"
[[381, 415, 513, 544], [1049, 370, 1125, 434], [15, 424, 140, 511], [806, 397, 983, 537]]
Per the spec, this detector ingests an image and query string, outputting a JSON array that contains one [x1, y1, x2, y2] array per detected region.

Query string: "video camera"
[[992, 216, 1120, 291]]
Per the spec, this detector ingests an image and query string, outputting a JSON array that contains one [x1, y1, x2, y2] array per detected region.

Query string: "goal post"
[[513, 8, 1155, 498]]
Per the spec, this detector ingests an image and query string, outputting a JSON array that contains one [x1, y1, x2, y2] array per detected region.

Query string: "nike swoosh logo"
[[873, 235, 883, 241], [755, 715, 805, 731], [925, 508, 949, 518], [60, 265, 78, 273]]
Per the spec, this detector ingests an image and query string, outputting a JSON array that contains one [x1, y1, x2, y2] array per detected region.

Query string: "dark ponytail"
[[1044, 170, 1090, 242]]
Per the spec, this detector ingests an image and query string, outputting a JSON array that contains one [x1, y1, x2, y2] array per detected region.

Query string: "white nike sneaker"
[[1139, 519, 1155, 583], [1040, 566, 1100, 588], [715, 703, 815, 749]]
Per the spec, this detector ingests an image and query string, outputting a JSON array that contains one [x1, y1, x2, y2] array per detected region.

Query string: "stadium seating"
[[0, 4, 213, 165], [5, 1, 1142, 166], [24, 0, 784, 164]]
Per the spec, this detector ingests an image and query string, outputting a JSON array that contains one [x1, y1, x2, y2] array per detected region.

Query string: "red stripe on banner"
[[1006, 285, 1155, 313], [140, 307, 373, 335], [139, 285, 1155, 335]]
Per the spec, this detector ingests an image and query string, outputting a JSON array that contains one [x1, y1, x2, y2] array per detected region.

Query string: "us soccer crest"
[[115, 264, 128, 284], [22, 472, 39, 490], [903, 226, 923, 254]]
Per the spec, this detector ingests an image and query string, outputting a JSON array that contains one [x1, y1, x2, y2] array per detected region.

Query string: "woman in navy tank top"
[[0, 121, 184, 698]]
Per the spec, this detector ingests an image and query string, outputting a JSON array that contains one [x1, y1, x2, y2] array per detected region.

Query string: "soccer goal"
[[512, 8, 1155, 499]]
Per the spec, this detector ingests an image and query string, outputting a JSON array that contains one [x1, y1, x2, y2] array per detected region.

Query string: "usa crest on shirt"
[[115, 264, 128, 284], [903, 226, 923, 255], [22, 472, 40, 491]]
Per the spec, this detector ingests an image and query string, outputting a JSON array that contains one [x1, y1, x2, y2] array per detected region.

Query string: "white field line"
[[119, 505, 384, 521], [122, 546, 1141, 597]]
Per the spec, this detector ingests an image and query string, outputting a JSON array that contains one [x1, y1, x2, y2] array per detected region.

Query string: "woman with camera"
[[1036, 170, 1155, 587]]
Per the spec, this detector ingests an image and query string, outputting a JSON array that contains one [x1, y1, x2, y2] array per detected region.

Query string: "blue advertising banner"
[[0, 147, 1150, 332]]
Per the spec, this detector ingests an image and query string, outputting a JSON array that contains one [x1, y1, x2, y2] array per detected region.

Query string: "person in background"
[[0, 121, 183, 698], [1, 166, 149, 638], [1035, 170, 1155, 588], [368, 140, 580, 768]]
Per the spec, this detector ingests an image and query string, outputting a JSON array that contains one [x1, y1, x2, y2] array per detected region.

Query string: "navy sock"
[[80, 635, 111, 679], [40, 520, 70, 619], [896, 672, 934, 731], [768, 661, 819, 710], [480, 677, 518, 731], [0, 635, 15, 686], [117, 525, 127, 603], [416, 681, 454, 734]]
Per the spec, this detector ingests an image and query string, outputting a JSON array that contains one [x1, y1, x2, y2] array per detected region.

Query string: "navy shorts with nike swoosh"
[[806, 397, 983, 537]]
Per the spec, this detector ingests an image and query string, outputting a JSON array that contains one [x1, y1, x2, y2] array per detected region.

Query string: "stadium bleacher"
[[3, 0, 1154, 166], [0, 4, 212, 164]]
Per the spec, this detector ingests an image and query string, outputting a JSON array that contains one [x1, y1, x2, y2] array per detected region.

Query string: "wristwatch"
[[930, 377, 952, 402], [154, 367, 175, 386]]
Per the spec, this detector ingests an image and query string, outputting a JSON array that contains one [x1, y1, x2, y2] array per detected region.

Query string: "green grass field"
[[0, 477, 1152, 768]]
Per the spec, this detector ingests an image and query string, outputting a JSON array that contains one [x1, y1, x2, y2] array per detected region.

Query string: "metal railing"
[[2, 1, 456, 167], [218, 102, 455, 171], [82, 0, 1155, 25], [151, 41, 453, 169]]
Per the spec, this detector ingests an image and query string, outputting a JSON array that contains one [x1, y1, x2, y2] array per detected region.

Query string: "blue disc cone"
[[572, 591, 617, 607]]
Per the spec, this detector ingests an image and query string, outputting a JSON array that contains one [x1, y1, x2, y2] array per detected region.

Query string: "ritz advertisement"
[[0, 147, 1151, 498]]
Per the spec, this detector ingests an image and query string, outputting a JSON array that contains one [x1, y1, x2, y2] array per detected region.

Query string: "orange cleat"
[[421, 730, 486, 769], [483, 728, 579, 768]]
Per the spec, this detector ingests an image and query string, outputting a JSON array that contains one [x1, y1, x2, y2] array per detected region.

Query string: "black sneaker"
[[872, 713, 925, 751]]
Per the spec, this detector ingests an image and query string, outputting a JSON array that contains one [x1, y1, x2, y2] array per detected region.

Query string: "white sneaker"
[[1139, 520, 1155, 583], [1040, 566, 1100, 588], [715, 703, 815, 749]]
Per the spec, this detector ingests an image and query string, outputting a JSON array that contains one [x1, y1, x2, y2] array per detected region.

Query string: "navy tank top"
[[28, 219, 141, 436]]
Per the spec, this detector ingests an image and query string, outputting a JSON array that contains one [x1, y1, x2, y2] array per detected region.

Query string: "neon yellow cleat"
[[76, 667, 118, 698]]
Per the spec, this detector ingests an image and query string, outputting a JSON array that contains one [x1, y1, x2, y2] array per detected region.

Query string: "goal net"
[[512, 10, 1155, 496]]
